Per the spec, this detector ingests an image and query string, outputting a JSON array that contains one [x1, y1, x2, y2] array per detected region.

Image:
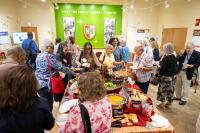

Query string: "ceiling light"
[[165, 1, 170, 8], [55, 3, 59, 10], [187, 0, 191, 2], [130, 5, 134, 9], [41, 0, 46, 2], [123, 8, 126, 12]]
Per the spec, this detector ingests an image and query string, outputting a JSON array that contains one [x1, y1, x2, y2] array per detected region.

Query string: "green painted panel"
[[55, 4, 122, 48]]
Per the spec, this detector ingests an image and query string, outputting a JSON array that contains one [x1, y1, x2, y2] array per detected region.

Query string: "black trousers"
[[135, 81, 150, 94]]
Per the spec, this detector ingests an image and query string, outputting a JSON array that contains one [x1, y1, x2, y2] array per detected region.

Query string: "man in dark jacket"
[[175, 42, 200, 105]]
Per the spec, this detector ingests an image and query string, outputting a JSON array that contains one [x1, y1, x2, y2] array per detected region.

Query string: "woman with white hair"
[[99, 44, 121, 75], [35, 39, 76, 110], [156, 43, 177, 108]]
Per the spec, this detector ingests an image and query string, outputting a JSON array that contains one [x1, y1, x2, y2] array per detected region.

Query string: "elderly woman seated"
[[99, 44, 124, 75], [61, 72, 112, 133]]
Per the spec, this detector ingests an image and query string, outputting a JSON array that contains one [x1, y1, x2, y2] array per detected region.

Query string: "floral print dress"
[[61, 96, 112, 133]]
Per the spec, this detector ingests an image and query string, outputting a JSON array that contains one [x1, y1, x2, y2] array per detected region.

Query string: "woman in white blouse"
[[99, 44, 124, 75]]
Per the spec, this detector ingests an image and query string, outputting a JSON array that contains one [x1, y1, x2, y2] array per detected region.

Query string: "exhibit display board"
[[55, 4, 122, 48]]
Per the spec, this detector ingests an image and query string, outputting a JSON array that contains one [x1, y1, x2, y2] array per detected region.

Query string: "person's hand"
[[137, 66, 144, 71], [186, 64, 193, 68], [74, 73, 80, 77], [121, 61, 125, 65]]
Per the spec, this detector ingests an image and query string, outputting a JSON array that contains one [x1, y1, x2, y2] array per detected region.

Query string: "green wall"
[[55, 4, 122, 48]]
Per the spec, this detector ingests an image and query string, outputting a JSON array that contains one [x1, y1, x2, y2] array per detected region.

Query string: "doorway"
[[21, 26, 39, 47], [161, 28, 187, 54]]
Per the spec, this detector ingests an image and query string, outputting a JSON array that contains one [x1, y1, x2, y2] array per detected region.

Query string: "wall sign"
[[0, 32, 9, 45], [83, 24, 96, 40], [193, 29, 200, 36], [195, 18, 200, 26]]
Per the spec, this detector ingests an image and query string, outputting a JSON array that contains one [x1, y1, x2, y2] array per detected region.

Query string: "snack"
[[127, 113, 138, 123], [113, 70, 129, 77]]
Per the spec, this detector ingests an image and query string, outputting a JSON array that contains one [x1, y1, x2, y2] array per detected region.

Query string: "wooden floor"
[[148, 84, 200, 133]]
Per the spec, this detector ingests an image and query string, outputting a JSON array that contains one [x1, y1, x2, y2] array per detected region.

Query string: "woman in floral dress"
[[61, 72, 112, 133]]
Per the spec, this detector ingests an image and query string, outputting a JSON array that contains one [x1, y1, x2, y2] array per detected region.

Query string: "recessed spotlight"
[[41, 0, 46, 2], [130, 5, 134, 9]]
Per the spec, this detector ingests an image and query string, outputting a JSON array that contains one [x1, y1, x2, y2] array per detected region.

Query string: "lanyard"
[[137, 54, 145, 67]]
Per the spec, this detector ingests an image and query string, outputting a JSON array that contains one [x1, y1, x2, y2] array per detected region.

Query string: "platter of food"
[[107, 94, 126, 109], [104, 82, 122, 91]]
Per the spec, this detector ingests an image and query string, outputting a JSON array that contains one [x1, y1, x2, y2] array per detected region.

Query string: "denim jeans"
[[135, 81, 150, 94]]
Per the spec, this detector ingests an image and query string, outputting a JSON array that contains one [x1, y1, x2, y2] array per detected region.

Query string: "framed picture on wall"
[[63, 17, 75, 40], [104, 18, 115, 45]]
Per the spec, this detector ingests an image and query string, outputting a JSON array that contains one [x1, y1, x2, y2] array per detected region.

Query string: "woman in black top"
[[157, 43, 177, 108], [0, 65, 54, 133], [149, 37, 160, 61]]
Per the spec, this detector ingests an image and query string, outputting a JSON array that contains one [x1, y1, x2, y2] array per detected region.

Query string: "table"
[[50, 110, 175, 133]]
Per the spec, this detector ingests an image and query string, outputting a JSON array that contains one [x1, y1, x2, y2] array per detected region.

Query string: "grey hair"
[[186, 42, 194, 47], [41, 39, 54, 51], [163, 42, 174, 55], [105, 44, 113, 49], [134, 42, 144, 52]]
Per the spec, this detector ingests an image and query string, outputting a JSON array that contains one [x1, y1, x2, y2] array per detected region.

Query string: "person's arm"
[[33, 41, 38, 53], [159, 56, 168, 73], [188, 52, 200, 69], [138, 56, 153, 72], [153, 48, 160, 61], [93, 51, 101, 67], [48, 54, 75, 75], [76, 52, 82, 67]]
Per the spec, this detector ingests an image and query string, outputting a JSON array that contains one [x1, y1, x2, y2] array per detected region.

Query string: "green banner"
[[55, 3, 122, 48]]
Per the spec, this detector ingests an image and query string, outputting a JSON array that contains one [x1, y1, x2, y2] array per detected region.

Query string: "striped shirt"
[[35, 51, 73, 89], [133, 52, 153, 83]]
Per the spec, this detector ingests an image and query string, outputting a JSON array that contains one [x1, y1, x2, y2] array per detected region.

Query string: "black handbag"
[[150, 72, 160, 86], [79, 103, 92, 133]]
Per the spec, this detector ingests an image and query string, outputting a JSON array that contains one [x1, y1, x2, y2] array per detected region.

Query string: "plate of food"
[[104, 82, 122, 91]]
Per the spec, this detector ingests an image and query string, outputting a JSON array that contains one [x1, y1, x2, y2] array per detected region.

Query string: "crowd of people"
[[0, 32, 200, 132]]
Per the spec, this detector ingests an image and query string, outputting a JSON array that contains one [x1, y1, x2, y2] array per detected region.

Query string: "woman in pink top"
[[61, 72, 112, 133]]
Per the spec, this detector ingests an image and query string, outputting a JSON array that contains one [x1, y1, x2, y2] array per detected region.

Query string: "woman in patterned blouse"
[[61, 72, 112, 133]]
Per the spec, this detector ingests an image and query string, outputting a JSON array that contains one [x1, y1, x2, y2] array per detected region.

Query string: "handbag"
[[79, 103, 92, 133], [46, 55, 65, 94], [150, 72, 160, 86]]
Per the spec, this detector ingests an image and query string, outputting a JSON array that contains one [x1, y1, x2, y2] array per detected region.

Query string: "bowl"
[[107, 94, 127, 110]]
